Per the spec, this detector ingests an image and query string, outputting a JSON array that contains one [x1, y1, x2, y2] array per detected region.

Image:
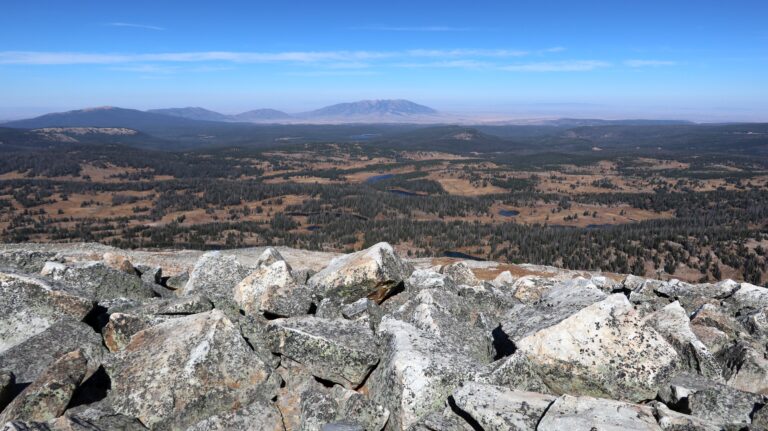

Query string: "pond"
[[306, 225, 321, 231], [498, 209, 520, 217], [443, 251, 486, 261], [365, 174, 394, 184]]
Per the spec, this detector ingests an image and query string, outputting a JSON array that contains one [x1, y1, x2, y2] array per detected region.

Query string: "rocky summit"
[[1, 242, 768, 430]]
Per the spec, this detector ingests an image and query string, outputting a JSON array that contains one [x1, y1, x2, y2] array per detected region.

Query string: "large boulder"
[[643, 301, 721, 380], [266, 317, 379, 389], [42, 261, 156, 301], [537, 394, 661, 431], [0, 320, 104, 385], [235, 260, 313, 318], [500, 281, 607, 341], [308, 243, 411, 304], [106, 310, 279, 430], [0, 372, 13, 413], [451, 383, 555, 431], [516, 294, 679, 401], [180, 251, 252, 306], [0, 272, 93, 354], [658, 373, 766, 428], [0, 350, 87, 423], [369, 317, 485, 431]]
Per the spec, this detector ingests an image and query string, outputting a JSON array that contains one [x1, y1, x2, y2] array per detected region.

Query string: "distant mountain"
[[3, 107, 209, 131], [298, 99, 439, 122], [147, 107, 231, 122], [232, 109, 293, 122]]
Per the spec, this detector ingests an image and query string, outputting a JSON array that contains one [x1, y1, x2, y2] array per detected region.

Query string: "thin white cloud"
[[624, 59, 677, 67], [501, 60, 611, 72], [353, 26, 473, 32], [394, 60, 494, 69], [106, 22, 166, 31], [406, 49, 529, 58]]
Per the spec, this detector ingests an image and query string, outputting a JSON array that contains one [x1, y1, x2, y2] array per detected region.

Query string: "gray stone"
[[106, 310, 279, 430], [0, 320, 104, 385], [405, 408, 474, 431], [516, 294, 679, 402], [308, 242, 411, 304], [180, 251, 252, 305], [537, 394, 661, 431], [643, 301, 721, 380], [184, 399, 285, 431], [657, 373, 765, 428], [235, 260, 313, 318], [650, 401, 720, 431], [369, 317, 485, 431], [0, 271, 94, 354], [266, 317, 379, 389], [451, 383, 555, 431], [439, 262, 481, 286], [43, 261, 156, 301], [0, 350, 87, 423], [500, 281, 607, 341], [0, 250, 59, 274], [55, 402, 147, 431], [473, 352, 551, 394]]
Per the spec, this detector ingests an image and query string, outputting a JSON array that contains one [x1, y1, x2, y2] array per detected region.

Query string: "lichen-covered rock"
[[180, 251, 252, 305], [184, 399, 285, 431], [439, 262, 481, 286], [235, 260, 313, 317], [266, 317, 379, 388], [127, 294, 213, 316], [102, 312, 172, 352], [42, 261, 156, 301], [0, 320, 104, 385], [405, 269, 455, 292], [106, 310, 279, 430], [473, 352, 551, 393], [537, 394, 661, 431], [369, 317, 485, 431], [0, 250, 59, 274], [719, 341, 768, 394], [54, 402, 147, 431], [308, 242, 411, 304], [390, 289, 495, 364], [0, 421, 52, 430], [650, 401, 720, 431], [501, 281, 607, 341], [101, 252, 135, 274], [255, 247, 286, 268], [0, 272, 93, 354], [658, 373, 766, 428], [643, 301, 721, 380], [516, 294, 679, 401], [405, 408, 474, 431], [0, 350, 87, 423], [451, 383, 555, 431]]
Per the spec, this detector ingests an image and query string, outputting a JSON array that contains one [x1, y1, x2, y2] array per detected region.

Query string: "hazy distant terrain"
[[0, 110, 766, 285]]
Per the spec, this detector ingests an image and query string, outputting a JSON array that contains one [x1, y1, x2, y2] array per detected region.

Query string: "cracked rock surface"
[[1, 241, 767, 429]]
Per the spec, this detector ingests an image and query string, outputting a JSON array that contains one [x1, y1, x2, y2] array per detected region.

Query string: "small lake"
[[365, 174, 394, 184], [498, 209, 520, 217], [443, 251, 486, 261], [306, 225, 321, 231]]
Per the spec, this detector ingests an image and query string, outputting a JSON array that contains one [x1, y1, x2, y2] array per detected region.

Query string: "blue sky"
[[0, 0, 766, 121]]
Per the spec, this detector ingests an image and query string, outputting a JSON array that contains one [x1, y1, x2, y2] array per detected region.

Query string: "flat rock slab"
[[0, 319, 104, 385], [537, 394, 661, 431], [0, 271, 93, 354], [107, 310, 278, 430], [266, 317, 379, 389], [516, 294, 679, 401], [452, 383, 555, 431]]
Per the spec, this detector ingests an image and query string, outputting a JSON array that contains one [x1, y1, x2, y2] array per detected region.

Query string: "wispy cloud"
[[352, 26, 474, 32], [106, 22, 166, 31], [501, 60, 611, 72], [624, 59, 677, 67]]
